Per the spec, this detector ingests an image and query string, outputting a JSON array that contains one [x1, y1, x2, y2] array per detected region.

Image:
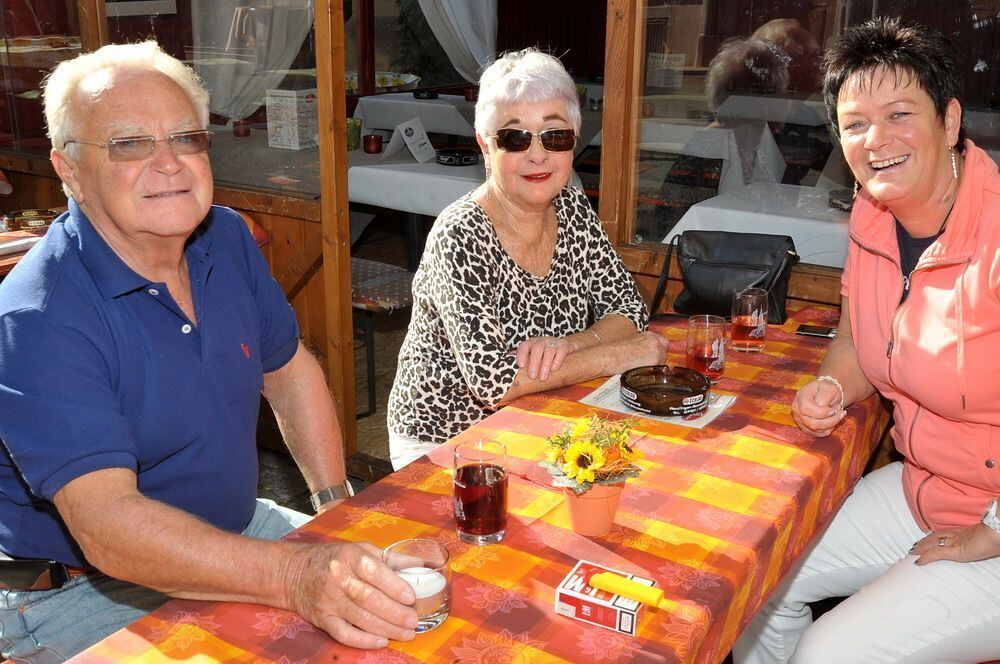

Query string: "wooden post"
[[598, 0, 644, 246], [315, 0, 358, 455], [77, 0, 108, 50]]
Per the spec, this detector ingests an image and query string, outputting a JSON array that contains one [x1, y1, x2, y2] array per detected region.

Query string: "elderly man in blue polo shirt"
[[0, 42, 418, 659]]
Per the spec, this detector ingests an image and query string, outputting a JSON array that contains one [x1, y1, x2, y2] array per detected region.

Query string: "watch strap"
[[309, 480, 355, 512]]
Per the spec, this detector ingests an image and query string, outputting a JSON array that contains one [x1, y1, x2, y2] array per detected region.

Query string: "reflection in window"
[[621, 0, 1000, 268], [0, 5, 80, 154]]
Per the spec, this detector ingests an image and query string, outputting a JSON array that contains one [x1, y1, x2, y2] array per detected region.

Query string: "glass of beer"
[[731, 287, 768, 352], [382, 538, 451, 632], [686, 315, 726, 383], [453, 439, 508, 545]]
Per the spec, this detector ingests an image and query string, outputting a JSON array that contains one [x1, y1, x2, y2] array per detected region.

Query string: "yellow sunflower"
[[561, 440, 606, 484], [569, 417, 592, 440], [617, 440, 643, 464]]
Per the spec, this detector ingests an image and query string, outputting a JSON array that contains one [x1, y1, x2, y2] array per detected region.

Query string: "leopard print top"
[[387, 186, 647, 445]]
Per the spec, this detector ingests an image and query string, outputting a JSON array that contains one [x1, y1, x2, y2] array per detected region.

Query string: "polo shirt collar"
[[65, 199, 215, 299]]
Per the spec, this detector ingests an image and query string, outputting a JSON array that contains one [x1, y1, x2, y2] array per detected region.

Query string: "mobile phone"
[[796, 324, 837, 339], [0, 558, 69, 590]]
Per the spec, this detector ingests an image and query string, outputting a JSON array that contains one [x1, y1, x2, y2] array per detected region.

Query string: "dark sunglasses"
[[491, 128, 576, 153]]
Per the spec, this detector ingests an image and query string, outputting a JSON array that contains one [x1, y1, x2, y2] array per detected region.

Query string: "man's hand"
[[911, 524, 1000, 566], [284, 542, 419, 648], [792, 379, 846, 437]]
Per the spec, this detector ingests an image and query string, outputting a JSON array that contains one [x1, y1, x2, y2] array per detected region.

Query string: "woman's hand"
[[611, 331, 670, 373], [911, 524, 1000, 565], [792, 379, 846, 437], [516, 335, 573, 381]]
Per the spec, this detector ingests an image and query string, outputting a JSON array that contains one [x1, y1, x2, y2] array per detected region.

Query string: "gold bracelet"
[[588, 329, 602, 344]]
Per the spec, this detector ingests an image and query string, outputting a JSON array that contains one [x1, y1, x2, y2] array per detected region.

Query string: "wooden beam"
[[315, 0, 358, 455], [77, 0, 108, 50], [357, 0, 375, 96], [598, 0, 644, 246]]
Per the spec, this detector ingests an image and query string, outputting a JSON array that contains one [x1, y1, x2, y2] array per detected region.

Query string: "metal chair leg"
[[354, 310, 377, 419]]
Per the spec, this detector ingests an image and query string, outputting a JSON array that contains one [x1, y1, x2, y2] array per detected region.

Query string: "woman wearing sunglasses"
[[387, 48, 668, 469]]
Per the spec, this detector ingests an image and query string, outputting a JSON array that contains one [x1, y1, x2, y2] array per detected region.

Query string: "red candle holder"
[[363, 134, 383, 154], [232, 119, 251, 137]]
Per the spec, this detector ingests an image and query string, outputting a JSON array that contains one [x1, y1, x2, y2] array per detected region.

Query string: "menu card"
[[579, 374, 735, 429], [382, 117, 436, 163]]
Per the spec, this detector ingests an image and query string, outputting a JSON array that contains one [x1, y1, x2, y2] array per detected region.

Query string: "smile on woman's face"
[[836, 67, 960, 211], [477, 98, 575, 212]]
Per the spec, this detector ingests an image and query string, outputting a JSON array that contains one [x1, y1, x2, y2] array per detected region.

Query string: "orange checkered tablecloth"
[[72, 304, 889, 664]]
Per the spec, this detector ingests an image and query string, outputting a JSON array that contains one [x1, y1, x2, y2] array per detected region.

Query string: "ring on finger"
[[938, 535, 947, 547], [544, 341, 556, 349]]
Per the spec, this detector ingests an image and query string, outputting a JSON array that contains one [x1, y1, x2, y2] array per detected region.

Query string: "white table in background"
[[347, 150, 485, 217], [355, 92, 603, 156], [663, 182, 850, 268], [589, 119, 786, 193], [354, 92, 477, 137]]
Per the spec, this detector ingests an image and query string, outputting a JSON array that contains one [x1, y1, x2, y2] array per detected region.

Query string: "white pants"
[[388, 430, 440, 470], [734, 462, 1000, 664]]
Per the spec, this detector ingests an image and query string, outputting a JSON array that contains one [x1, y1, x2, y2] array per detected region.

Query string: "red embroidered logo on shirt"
[[241, 343, 251, 359]]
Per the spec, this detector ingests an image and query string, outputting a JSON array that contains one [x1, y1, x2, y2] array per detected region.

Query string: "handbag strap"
[[649, 235, 678, 317]]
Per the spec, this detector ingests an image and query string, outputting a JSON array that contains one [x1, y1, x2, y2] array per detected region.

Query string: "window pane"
[[622, 0, 1000, 268], [0, 6, 80, 155], [107, 1, 321, 197], [344, 0, 463, 96]]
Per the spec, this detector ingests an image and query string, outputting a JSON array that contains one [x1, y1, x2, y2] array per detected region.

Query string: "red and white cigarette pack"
[[554, 560, 655, 636]]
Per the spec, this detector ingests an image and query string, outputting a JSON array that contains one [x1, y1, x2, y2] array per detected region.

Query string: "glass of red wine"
[[686, 314, 726, 383], [453, 439, 508, 545]]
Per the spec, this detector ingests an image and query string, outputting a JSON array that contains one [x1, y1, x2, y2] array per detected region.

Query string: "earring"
[[950, 145, 958, 180], [853, 179, 860, 199]]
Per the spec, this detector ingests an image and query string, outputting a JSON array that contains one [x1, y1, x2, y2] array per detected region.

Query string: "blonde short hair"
[[44, 41, 209, 154]]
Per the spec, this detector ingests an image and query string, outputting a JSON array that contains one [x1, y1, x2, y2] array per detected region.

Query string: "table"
[[355, 92, 478, 137], [663, 183, 851, 269], [715, 95, 829, 127], [0, 231, 45, 278], [349, 150, 584, 269], [74, 303, 889, 664], [590, 120, 786, 194], [354, 92, 604, 157]]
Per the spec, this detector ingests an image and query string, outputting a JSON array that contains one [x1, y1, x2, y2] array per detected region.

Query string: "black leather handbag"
[[650, 231, 799, 324]]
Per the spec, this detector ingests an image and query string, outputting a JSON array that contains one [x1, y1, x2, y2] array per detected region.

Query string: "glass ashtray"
[[619, 365, 710, 416]]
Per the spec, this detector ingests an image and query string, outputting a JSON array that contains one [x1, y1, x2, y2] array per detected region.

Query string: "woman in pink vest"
[[735, 18, 1000, 664]]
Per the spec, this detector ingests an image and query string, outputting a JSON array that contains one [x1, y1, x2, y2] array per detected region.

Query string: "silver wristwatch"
[[309, 480, 355, 512], [981, 498, 1000, 534]]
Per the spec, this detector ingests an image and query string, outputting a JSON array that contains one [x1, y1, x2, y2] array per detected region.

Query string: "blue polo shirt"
[[0, 201, 299, 566]]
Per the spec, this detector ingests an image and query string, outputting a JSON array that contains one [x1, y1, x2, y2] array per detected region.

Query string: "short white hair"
[[44, 41, 209, 154], [475, 48, 581, 138]]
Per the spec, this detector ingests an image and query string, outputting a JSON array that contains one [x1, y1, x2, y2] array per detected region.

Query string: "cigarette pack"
[[555, 560, 654, 636], [265, 88, 318, 150]]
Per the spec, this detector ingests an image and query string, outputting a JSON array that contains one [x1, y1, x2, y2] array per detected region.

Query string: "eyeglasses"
[[63, 130, 214, 162], [490, 128, 576, 153]]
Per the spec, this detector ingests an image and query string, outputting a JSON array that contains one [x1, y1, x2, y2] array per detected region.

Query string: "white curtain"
[[416, 0, 498, 83], [190, 1, 313, 120]]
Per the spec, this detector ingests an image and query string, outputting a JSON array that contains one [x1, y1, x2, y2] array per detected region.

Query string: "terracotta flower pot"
[[563, 483, 624, 537]]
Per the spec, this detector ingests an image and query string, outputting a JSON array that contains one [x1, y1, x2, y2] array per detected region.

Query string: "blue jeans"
[[0, 499, 309, 663]]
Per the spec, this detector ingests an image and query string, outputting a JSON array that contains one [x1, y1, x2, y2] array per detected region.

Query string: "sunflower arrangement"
[[540, 415, 643, 495]]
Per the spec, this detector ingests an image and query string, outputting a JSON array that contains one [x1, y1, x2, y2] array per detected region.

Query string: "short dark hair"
[[823, 17, 964, 147]]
